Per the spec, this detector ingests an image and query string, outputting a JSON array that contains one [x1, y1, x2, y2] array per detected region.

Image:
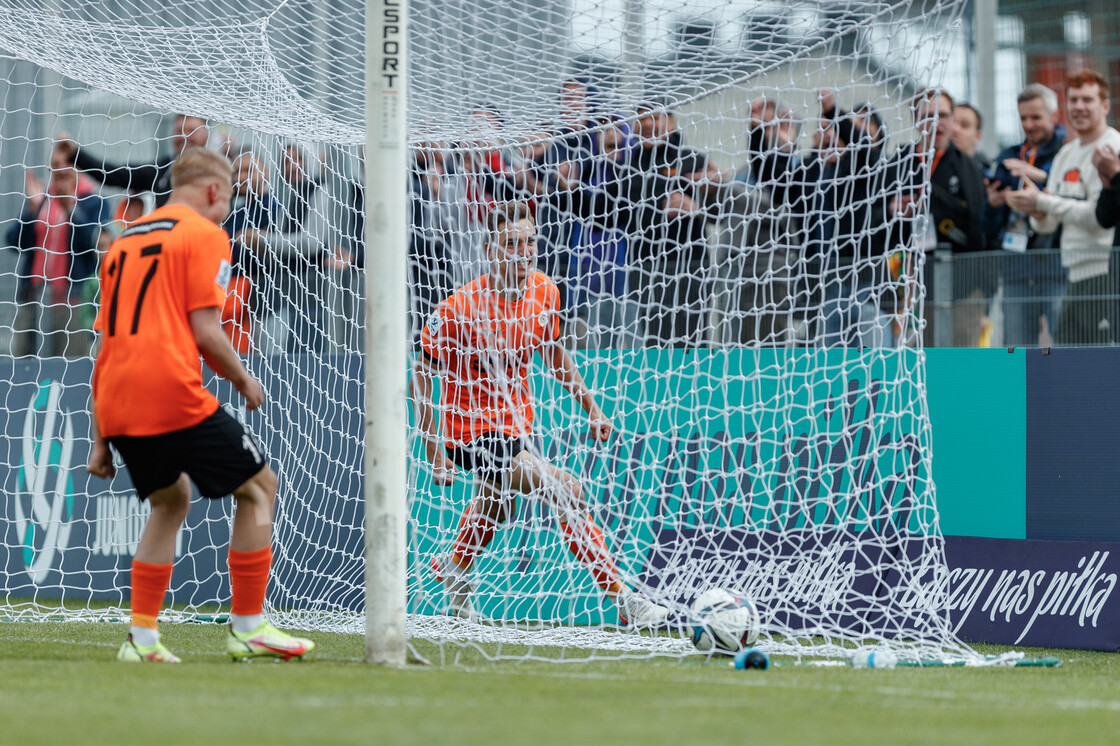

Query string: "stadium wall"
[[2, 348, 1119, 649]]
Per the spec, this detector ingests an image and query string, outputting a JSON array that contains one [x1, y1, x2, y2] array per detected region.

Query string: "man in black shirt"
[[1092, 144, 1120, 246], [885, 88, 989, 346], [55, 114, 209, 207], [984, 84, 1067, 347]]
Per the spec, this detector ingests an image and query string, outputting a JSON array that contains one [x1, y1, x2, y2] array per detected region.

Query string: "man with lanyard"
[[886, 88, 988, 347], [1007, 69, 1120, 346], [984, 84, 1067, 347]]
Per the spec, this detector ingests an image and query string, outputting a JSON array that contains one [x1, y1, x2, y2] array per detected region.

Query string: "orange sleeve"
[[92, 257, 108, 332], [543, 279, 561, 342], [420, 298, 459, 365], [222, 274, 252, 354], [186, 225, 233, 313]]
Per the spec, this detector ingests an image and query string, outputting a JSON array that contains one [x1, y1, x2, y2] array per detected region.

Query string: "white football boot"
[[432, 554, 476, 621], [616, 587, 669, 628]]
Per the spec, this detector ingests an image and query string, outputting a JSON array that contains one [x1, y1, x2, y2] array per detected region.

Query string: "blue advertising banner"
[[0, 358, 232, 609], [1026, 348, 1120, 542], [640, 525, 942, 638], [944, 535, 1120, 651], [0, 356, 366, 614]]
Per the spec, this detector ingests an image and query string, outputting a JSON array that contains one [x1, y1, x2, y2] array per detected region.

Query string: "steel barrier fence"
[[925, 248, 1120, 349]]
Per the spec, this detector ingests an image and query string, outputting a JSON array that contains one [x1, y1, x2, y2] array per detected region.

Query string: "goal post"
[[364, 0, 410, 666]]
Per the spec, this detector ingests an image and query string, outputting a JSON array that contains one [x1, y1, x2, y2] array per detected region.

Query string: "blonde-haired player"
[[411, 201, 668, 627], [87, 147, 314, 662]]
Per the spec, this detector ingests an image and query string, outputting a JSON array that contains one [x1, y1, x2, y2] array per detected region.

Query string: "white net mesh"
[[0, 0, 979, 662]]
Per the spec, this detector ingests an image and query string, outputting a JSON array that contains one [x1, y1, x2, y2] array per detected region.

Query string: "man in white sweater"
[[1008, 70, 1120, 345]]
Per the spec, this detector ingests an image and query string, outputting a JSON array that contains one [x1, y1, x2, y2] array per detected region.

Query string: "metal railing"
[[926, 248, 1120, 349], [8, 245, 1120, 356]]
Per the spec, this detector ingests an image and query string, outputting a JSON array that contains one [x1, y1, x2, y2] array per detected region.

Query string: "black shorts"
[[445, 431, 541, 487], [110, 407, 268, 500]]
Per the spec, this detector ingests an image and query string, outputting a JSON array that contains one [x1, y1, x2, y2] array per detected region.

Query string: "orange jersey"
[[420, 271, 561, 444], [93, 204, 233, 437], [222, 273, 253, 355]]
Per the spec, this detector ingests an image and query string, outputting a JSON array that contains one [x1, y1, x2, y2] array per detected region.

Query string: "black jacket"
[[73, 149, 175, 207], [1095, 172, 1120, 247], [7, 192, 106, 297], [627, 131, 709, 264], [886, 142, 988, 253], [983, 125, 1067, 249]]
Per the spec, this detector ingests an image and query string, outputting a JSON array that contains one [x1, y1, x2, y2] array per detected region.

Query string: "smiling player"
[[410, 200, 668, 627]]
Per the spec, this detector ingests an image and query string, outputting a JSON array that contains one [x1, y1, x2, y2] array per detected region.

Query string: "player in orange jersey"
[[411, 201, 668, 627], [86, 148, 313, 663]]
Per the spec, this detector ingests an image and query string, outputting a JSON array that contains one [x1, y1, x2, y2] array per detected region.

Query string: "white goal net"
[[0, 0, 977, 663]]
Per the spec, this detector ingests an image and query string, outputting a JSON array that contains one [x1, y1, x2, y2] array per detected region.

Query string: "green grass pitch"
[[1, 622, 1118, 745]]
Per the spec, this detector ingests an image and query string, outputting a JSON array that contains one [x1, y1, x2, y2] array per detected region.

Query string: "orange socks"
[[560, 518, 623, 596], [229, 546, 272, 617], [130, 560, 173, 630], [450, 503, 498, 571], [448, 502, 622, 598]]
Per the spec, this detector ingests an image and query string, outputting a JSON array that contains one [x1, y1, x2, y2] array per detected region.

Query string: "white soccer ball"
[[689, 588, 761, 654]]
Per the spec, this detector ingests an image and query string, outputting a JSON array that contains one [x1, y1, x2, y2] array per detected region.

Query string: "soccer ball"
[[690, 588, 760, 654]]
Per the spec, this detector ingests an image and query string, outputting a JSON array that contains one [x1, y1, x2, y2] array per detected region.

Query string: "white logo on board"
[[12, 381, 75, 586]]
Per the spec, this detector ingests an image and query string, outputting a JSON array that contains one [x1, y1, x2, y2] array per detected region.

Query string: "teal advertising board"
[[412, 346, 1024, 559], [411, 348, 945, 621], [926, 349, 1026, 539]]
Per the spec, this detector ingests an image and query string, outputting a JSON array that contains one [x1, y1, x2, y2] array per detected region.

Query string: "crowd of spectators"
[[6, 117, 363, 356], [407, 80, 975, 348], [1004, 70, 1120, 346], [407, 73, 1120, 349], [7, 70, 1120, 356]]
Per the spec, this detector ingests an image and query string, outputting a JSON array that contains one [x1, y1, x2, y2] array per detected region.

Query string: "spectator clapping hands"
[[1001, 157, 1048, 186], [1091, 146, 1120, 185], [23, 168, 46, 214], [1004, 172, 1044, 218]]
